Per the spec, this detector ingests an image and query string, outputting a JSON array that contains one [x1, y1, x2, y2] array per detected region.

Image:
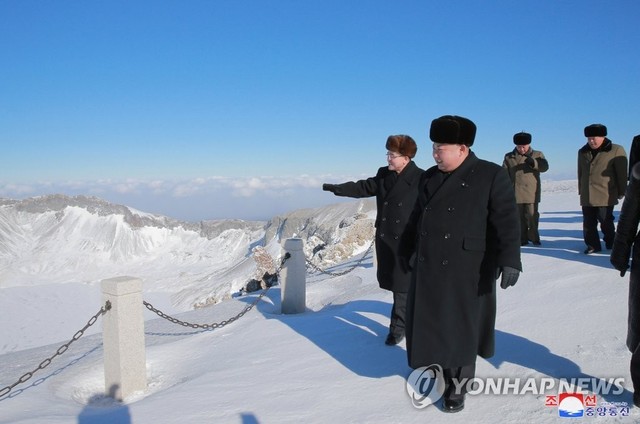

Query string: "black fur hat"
[[584, 124, 607, 137], [429, 115, 476, 146], [513, 132, 532, 145]]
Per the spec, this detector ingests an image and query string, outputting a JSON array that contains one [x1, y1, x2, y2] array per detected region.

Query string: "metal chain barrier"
[[143, 252, 290, 329], [0, 238, 369, 399], [0, 300, 112, 399], [306, 239, 374, 277]]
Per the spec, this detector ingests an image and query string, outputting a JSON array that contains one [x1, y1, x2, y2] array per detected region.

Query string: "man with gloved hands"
[[322, 135, 423, 347], [610, 162, 640, 407], [502, 131, 549, 246], [401, 115, 522, 413]]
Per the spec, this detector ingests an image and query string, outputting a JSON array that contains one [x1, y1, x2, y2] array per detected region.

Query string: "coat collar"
[[384, 160, 419, 198], [425, 151, 478, 204], [579, 138, 613, 154], [510, 147, 536, 156]]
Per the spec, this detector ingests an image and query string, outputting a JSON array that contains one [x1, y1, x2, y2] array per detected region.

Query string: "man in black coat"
[[402, 116, 522, 413], [610, 162, 640, 408], [323, 135, 424, 346], [628, 135, 640, 176]]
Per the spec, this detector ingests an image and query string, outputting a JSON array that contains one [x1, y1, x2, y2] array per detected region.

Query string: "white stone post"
[[281, 238, 306, 314], [101, 276, 147, 401]]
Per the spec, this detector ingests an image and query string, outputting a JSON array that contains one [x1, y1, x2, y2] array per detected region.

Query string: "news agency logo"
[[405, 364, 446, 409], [545, 393, 630, 418], [557, 393, 589, 418], [405, 369, 629, 414]]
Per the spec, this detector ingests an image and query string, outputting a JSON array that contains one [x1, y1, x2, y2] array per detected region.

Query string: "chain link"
[[306, 239, 374, 277], [0, 301, 111, 399], [0, 239, 369, 399], [143, 253, 291, 329], [143, 290, 268, 330]]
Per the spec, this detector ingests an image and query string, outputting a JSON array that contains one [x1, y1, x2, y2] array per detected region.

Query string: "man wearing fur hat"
[[322, 135, 423, 346], [502, 132, 549, 246], [401, 116, 521, 413], [578, 124, 627, 254]]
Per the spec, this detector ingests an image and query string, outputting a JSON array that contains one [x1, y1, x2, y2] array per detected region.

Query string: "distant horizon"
[[0, 176, 580, 222]]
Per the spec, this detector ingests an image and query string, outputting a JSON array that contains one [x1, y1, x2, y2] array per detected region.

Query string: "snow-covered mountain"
[[0, 194, 376, 309]]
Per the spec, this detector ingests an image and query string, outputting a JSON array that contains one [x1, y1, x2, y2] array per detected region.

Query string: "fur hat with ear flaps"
[[429, 115, 476, 146], [386, 134, 417, 158], [584, 124, 607, 137], [513, 132, 532, 145]]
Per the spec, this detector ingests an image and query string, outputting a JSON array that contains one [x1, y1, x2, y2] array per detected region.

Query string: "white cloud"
[[0, 183, 37, 196], [0, 173, 370, 220]]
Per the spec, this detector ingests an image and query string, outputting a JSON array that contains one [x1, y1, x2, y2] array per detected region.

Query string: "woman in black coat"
[[610, 162, 640, 407], [323, 135, 423, 346]]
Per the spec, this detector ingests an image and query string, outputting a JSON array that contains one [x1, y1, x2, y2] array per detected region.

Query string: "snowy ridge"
[[0, 194, 377, 307]]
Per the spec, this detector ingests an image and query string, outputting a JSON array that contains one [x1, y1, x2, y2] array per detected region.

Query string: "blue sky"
[[2, 1, 639, 220]]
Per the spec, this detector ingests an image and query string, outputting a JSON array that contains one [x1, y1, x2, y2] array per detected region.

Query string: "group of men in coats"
[[324, 115, 640, 412]]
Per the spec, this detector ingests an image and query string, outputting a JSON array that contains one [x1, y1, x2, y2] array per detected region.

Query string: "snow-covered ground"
[[0, 181, 637, 423]]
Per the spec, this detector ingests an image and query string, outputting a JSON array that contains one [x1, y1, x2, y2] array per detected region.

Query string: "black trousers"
[[582, 206, 615, 250], [443, 363, 477, 400], [518, 203, 540, 244], [389, 291, 407, 338], [631, 343, 640, 403]]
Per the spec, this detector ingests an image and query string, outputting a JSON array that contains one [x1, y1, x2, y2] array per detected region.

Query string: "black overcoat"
[[611, 169, 640, 352], [332, 161, 423, 292], [403, 152, 522, 369]]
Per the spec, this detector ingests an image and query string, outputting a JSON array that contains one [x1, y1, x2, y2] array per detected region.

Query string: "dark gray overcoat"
[[332, 161, 423, 292], [611, 169, 640, 352], [403, 152, 522, 369]]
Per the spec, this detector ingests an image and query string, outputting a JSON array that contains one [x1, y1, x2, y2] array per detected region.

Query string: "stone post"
[[101, 276, 147, 401], [281, 238, 306, 314]]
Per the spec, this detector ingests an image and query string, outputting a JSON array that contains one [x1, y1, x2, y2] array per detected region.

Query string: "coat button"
[[394, 235, 399, 240], [398, 202, 403, 206], [419, 257, 425, 262], [382, 217, 386, 221], [380, 233, 385, 238], [444, 233, 451, 239], [395, 219, 401, 224], [448, 207, 455, 212], [442, 260, 449, 265]]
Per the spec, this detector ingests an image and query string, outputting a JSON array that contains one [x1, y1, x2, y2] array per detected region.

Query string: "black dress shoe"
[[443, 396, 465, 413], [384, 333, 404, 345], [584, 246, 601, 254]]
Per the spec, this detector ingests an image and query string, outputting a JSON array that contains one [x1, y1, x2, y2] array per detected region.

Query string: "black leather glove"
[[497, 266, 520, 289], [610, 258, 630, 277], [524, 156, 535, 168], [322, 184, 342, 195]]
